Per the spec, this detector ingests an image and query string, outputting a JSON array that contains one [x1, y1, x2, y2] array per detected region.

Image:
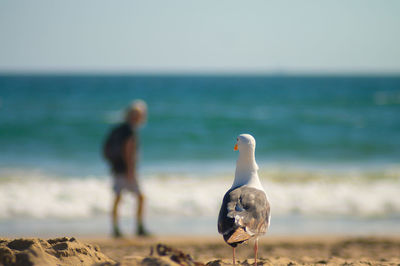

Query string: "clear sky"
[[1, 0, 400, 74]]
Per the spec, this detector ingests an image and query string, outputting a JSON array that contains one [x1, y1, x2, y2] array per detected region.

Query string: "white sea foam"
[[0, 166, 400, 220]]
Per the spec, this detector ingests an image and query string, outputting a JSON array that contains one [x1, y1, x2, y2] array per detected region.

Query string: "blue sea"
[[0, 74, 400, 237]]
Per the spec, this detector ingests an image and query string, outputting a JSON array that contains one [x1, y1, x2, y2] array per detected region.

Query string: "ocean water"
[[0, 75, 400, 237]]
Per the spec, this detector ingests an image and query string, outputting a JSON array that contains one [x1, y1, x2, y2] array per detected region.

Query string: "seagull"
[[218, 134, 270, 265]]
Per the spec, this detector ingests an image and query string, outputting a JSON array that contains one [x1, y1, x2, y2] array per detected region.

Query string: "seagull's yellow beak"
[[234, 143, 238, 151]]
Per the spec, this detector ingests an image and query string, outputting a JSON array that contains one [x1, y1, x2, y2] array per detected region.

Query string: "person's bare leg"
[[112, 193, 122, 237], [136, 193, 149, 236], [137, 193, 144, 224]]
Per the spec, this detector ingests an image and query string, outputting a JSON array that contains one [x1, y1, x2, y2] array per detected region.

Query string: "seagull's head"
[[234, 134, 256, 152]]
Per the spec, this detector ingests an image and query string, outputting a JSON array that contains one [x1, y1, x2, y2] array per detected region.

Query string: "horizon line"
[[1, 69, 400, 78]]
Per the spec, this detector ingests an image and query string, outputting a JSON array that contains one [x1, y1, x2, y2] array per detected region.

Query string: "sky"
[[0, 0, 400, 74]]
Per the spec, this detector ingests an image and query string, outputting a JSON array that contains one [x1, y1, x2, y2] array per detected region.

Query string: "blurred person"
[[103, 100, 149, 237]]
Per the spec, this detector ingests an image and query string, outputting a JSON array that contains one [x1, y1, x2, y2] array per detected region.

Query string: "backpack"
[[103, 134, 122, 164], [103, 124, 132, 165]]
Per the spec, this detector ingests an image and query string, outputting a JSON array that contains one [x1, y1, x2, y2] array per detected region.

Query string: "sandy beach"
[[2, 235, 400, 265]]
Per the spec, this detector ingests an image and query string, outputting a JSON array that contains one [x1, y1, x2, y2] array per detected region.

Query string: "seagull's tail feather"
[[224, 227, 252, 247]]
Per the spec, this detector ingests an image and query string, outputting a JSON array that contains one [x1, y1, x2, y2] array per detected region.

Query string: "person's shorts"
[[112, 174, 141, 195]]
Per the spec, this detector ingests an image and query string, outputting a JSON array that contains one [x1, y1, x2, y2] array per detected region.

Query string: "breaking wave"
[[1, 164, 400, 220]]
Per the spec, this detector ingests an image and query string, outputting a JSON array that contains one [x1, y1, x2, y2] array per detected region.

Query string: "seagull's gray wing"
[[218, 186, 270, 247]]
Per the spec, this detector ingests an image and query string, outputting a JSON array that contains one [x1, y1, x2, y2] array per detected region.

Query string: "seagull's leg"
[[254, 238, 259, 265], [232, 247, 236, 265]]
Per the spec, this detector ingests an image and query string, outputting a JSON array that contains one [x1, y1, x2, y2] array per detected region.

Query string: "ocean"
[[0, 74, 400, 237]]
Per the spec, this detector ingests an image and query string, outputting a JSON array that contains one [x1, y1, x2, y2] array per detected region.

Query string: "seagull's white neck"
[[231, 148, 264, 191]]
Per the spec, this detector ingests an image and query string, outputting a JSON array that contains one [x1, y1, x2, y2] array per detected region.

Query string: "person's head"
[[125, 100, 147, 127]]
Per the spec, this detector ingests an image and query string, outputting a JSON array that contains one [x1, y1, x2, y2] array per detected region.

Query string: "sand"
[[1, 235, 400, 265], [0, 237, 115, 266], [90, 235, 400, 265]]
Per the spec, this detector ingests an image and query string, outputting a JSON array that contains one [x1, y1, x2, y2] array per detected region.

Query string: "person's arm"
[[123, 137, 137, 181]]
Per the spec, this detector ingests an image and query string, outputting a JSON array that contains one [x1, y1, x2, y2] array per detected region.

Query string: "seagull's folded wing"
[[218, 186, 270, 246]]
